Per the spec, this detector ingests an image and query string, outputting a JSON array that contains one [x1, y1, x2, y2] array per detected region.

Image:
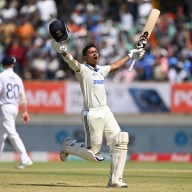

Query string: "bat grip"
[[128, 59, 136, 72]]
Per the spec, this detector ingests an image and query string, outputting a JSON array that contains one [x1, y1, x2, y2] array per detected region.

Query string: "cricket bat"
[[128, 8, 160, 72]]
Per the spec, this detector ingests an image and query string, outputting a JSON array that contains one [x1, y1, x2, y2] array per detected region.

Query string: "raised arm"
[[110, 48, 145, 72], [51, 40, 81, 72]]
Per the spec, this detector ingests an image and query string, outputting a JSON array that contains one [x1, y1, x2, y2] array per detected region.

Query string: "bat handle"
[[128, 59, 136, 72]]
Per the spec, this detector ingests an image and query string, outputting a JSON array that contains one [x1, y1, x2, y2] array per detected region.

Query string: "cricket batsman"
[[49, 19, 145, 188]]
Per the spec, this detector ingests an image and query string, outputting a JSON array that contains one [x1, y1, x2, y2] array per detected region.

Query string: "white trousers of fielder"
[[0, 104, 31, 164]]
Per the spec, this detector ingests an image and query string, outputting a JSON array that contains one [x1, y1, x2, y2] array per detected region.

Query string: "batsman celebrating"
[[49, 19, 145, 188]]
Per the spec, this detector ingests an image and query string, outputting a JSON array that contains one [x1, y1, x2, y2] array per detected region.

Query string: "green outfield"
[[0, 161, 192, 192]]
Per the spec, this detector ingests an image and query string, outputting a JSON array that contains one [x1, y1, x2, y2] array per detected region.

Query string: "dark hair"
[[2, 56, 16, 66], [82, 43, 97, 57]]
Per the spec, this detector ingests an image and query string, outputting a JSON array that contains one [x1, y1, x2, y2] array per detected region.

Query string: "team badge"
[[56, 30, 63, 37]]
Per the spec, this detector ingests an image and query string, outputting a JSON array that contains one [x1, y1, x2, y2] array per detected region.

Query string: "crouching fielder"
[[49, 19, 145, 188]]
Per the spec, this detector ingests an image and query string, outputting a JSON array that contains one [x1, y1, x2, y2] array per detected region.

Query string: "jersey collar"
[[85, 64, 99, 72], [4, 68, 13, 71]]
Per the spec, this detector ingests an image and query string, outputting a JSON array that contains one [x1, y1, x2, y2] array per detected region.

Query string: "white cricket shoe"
[[107, 179, 128, 188], [59, 137, 76, 161], [15, 161, 33, 169]]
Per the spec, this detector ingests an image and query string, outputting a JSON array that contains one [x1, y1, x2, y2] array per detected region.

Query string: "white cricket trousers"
[[81, 106, 121, 153], [0, 104, 31, 164]]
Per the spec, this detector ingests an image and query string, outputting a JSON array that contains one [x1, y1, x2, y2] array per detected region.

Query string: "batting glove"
[[51, 40, 67, 54], [128, 48, 145, 60]]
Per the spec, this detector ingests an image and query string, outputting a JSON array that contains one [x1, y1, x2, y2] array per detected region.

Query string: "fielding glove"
[[128, 48, 145, 60], [51, 40, 67, 54]]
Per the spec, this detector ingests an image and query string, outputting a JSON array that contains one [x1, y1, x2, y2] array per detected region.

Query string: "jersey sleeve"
[[75, 64, 87, 78], [62, 54, 80, 72], [99, 65, 110, 77], [19, 79, 27, 103], [19, 79, 25, 94]]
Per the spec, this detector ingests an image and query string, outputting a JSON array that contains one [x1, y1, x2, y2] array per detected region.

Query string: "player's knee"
[[113, 132, 129, 150], [8, 132, 19, 140]]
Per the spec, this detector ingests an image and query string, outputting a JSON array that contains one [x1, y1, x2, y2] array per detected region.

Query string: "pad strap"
[[113, 132, 129, 150]]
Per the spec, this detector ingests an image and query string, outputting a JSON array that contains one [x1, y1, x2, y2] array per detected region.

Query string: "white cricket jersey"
[[0, 68, 25, 106], [76, 64, 110, 109]]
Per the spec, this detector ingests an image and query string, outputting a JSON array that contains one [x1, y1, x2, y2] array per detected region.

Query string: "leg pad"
[[110, 132, 129, 185]]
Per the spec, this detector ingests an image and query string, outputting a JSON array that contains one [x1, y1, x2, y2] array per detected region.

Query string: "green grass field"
[[0, 161, 192, 192]]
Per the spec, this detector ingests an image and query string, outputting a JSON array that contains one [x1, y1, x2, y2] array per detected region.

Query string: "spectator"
[[17, 16, 35, 46], [5, 38, 28, 79], [0, 0, 191, 82], [0, 18, 17, 46], [36, 0, 57, 23], [167, 57, 189, 82]]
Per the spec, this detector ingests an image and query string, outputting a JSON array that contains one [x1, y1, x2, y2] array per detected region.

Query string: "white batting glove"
[[51, 40, 67, 54], [128, 48, 145, 60]]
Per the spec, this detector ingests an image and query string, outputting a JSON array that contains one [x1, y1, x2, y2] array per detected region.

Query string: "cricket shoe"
[[107, 179, 128, 188], [95, 152, 105, 162], [59, 137, 76, 161], [15, 161, 33, 169]]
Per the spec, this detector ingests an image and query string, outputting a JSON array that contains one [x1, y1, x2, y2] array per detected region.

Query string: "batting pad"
[[110, 132, 129, 185], [62, 142, 105, 163]]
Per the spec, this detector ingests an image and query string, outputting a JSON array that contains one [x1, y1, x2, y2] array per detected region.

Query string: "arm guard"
[[62, 53, 80, 72]]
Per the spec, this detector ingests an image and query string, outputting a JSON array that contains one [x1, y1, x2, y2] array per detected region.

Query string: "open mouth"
[[94, 56, 98, 61]]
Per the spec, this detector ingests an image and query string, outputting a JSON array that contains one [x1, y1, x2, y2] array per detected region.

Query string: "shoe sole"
[[107, 185, 128, 188], [16, 162, 33, 169]]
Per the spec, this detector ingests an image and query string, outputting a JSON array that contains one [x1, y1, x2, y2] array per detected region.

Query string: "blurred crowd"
[[0, 0, 192, 83]]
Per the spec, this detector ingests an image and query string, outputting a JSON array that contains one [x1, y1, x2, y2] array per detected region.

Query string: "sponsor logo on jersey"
[[93, 80, 104, 84]]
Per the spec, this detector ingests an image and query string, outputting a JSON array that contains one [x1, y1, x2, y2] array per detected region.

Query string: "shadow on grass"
[[0, 170, 106, 177], [10, 183, 104, 188], [2, 170, 192, 179]]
